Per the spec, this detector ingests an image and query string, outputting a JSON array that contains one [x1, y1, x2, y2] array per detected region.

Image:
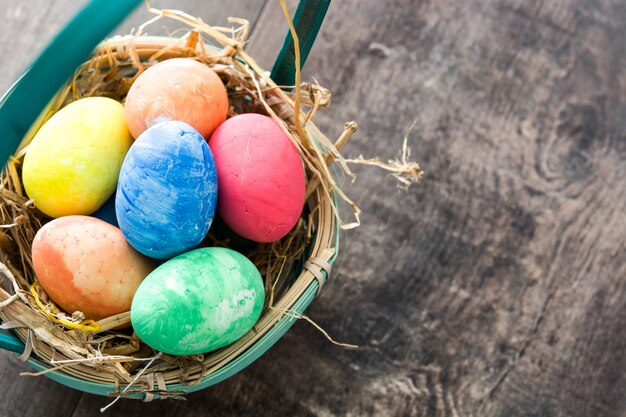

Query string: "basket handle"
[[271, 0, 331, 86], [0, 330, 25, 354]]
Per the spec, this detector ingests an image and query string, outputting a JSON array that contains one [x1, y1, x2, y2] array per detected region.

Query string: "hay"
[[0, 4, 421, 399]]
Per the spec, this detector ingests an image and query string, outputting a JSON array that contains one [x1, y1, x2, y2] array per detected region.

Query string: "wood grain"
[[0, 1, 86, 95], [245, 0, 298, 72], [1, 0, 625, 416]]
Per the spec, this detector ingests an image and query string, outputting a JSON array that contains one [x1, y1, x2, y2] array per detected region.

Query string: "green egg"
[[130, 247, 264, 355]]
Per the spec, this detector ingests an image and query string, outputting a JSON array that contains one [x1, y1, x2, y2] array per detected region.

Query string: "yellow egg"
[[22, 97, 132, 218]]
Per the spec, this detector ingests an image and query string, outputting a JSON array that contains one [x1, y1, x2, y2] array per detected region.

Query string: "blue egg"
[[115, 121, 218, 259]]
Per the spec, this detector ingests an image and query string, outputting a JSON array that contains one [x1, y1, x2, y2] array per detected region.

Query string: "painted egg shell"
[[32, 216, 155, 321], [124, 58, 228, 139], [115, 121, 218, 259], [131, 247, 265, 355], [209, 113, 306, 242], [22, 97, 132, 218]]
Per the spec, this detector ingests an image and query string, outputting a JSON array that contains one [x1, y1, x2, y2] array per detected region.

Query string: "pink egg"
[[32, 216, 155, 321], [124, 58, 228, 139], [209, 113, 306, 242]]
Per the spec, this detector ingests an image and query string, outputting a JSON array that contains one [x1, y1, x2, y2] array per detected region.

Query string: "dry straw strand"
[[345, 117, 423, 189], [29, 281, 101, 332], [269, 306, 358, 349]]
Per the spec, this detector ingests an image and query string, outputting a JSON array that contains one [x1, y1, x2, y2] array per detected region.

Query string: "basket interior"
[[0, 25, 341, 399]]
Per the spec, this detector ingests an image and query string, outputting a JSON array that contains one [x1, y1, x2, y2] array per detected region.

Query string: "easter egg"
[[32, 216, 155, 321], [22, 97, 132, 218], [124, 58, 228, 139], [131, 247, 265, 355], [115, 121, 218, 259], [209, 113, 306, 242], [130, 247, 265, 355]]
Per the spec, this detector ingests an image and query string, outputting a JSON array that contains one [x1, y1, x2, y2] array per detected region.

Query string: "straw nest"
[[0, 7, 421, 399]]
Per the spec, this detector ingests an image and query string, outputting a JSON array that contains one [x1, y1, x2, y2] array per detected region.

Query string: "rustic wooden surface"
[[1, 1, 625, 416]]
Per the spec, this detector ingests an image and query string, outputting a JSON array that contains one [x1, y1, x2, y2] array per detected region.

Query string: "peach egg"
[[32, 216, 155, 321], [124, 58, 228, 139]]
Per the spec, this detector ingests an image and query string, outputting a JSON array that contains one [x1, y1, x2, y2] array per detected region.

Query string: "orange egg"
[[124, 58, 228, 139], [32, 216, 155, 321]]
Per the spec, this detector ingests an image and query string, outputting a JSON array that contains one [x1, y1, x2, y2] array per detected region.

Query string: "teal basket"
[[0, 0, 337, 400]]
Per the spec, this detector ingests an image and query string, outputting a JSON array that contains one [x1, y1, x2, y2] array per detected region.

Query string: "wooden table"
[[1, 1, 624, 416]]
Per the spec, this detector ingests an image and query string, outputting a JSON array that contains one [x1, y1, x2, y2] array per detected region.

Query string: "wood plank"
[[245, 0, 298, 72], [0, 351, 81, 416], [240, 1, 626, 416], [0, 0, 87, 95], [114, 0, 268, 42]]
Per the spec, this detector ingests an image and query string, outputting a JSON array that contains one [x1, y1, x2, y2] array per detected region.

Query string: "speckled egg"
[[209, 113, 306, 242], [124, 58, 228, 139], [32, 216, 155, 321], [115, 121, 218, 259], [22, 97, 132, 218], [131, 247, 264, 355]]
